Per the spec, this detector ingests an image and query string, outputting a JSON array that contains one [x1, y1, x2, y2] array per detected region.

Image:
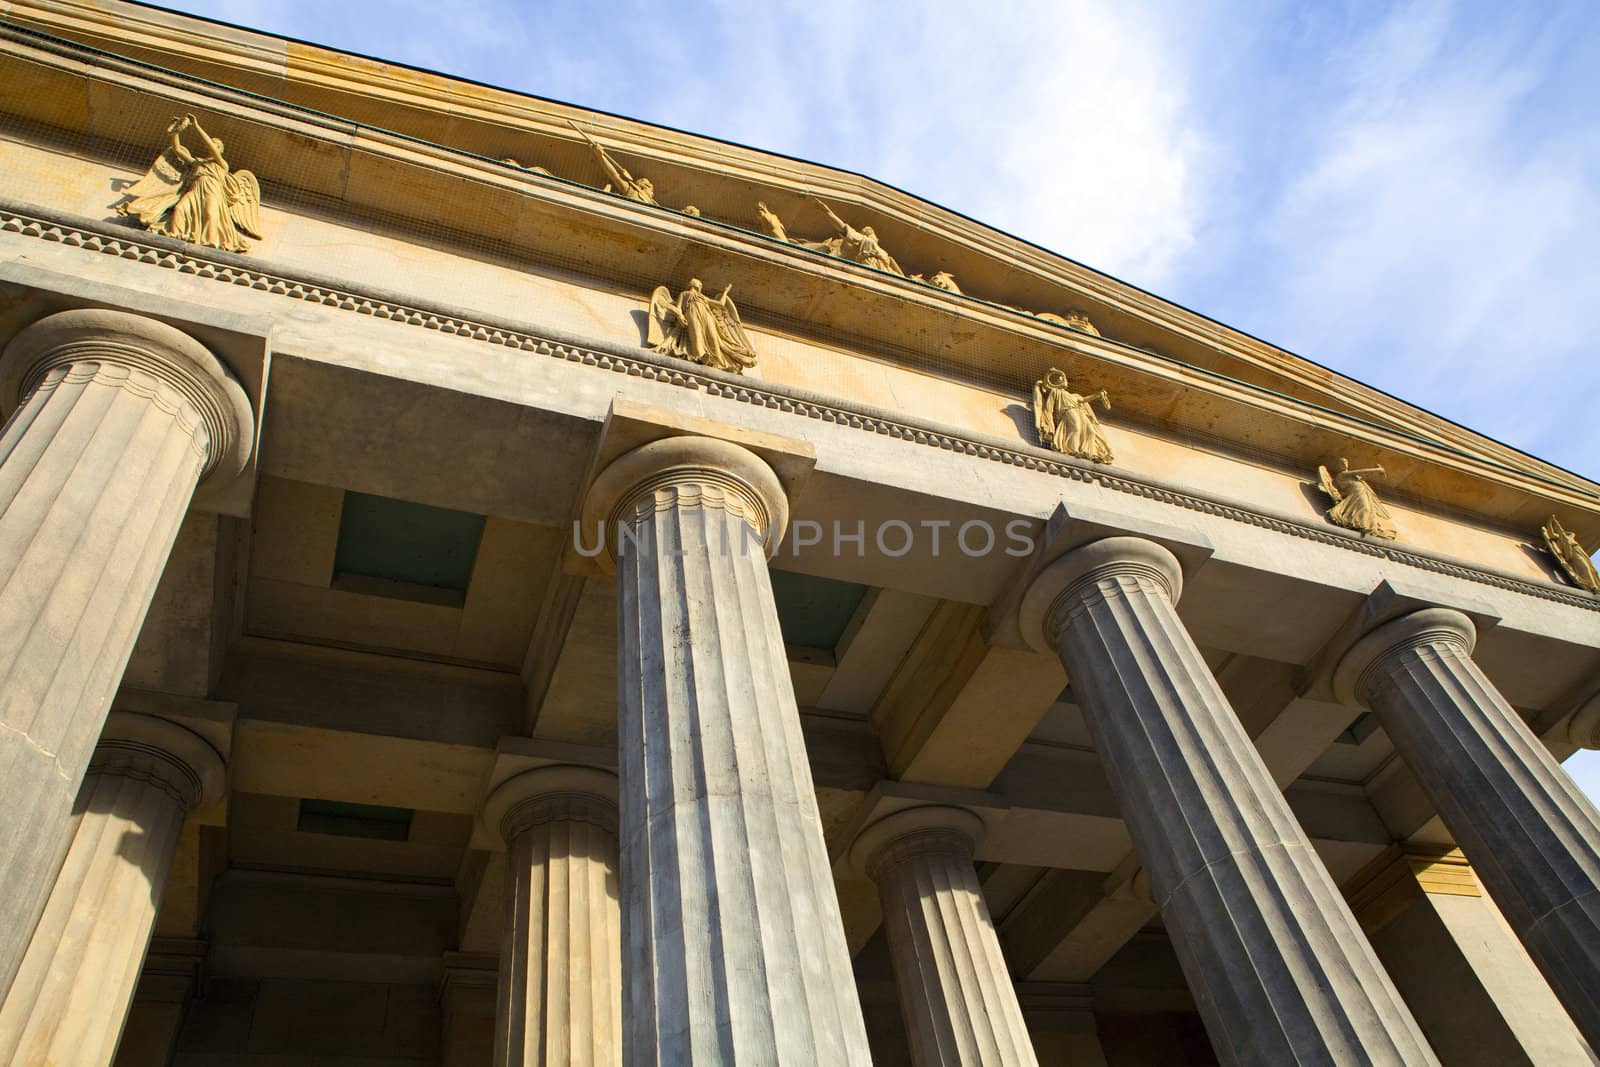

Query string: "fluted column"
[[1335, 608, 1600, 1048], [0, 309, 251, 1000], [0, 712, 225, 1066], [1019, 537, 1436, 1066], [485, 765, 621, 1066], [851, 805, 1039, 1067], [582, 436, 872, 1065]]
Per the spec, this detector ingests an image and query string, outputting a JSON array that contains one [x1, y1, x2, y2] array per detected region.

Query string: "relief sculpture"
[[757, 197, 906, 276], [1315, 459, 1397, 539], [569, 121, 700, 217], [116, 115, 262, 253], [646, 279, 758, 374], [1542, 516, 1600, 594], [1033, 367, 1114, 463]]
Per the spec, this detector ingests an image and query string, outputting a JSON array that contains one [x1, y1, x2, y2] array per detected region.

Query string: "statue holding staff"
[[809, 195, 904, 275], [1542, 515, 1600, 593], [116, 114, 261, 253], [568, 119, 658, 206], [1033, 367, 1114, 463], [1315, 458, 1397, 539], [754, 196, 905, 276], [646, 278, 758, 374]]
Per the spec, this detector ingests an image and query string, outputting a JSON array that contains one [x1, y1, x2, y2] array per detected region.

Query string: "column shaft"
[[1023, 538, 1436, 1066], [0, 311, 249, 999], [1340, 609, 1600, 1049], [862, 809, 1039, 1066], [602, 439, 871, 1065], [494, 783, 621, 1066], [0, 715, 222, 1066]]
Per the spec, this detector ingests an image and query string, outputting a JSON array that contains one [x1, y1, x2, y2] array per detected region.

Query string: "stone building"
[[3, 3, 1600, 1064]]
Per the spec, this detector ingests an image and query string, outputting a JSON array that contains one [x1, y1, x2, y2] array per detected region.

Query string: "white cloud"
[[1233, 1, 1600, 472]]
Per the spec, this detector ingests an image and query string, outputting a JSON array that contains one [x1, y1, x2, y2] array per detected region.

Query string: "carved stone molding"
[[1, 307, 253, 485], [1017, 535, 1185, 655], [579, 435, 790, 570], [849, 804, 986, 883], [3, 206, 1595, 613], [1332, 607, 1477, 709], [481, 763, 619, 847], [93, 710, 228, 811]]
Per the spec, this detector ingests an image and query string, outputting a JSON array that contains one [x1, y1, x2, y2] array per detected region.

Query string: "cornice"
[[0, 6, 1591, 507], [4, 203, 1595, 616]]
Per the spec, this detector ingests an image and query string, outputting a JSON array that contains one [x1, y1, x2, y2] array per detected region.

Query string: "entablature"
[[2, 12, 1597, 551]]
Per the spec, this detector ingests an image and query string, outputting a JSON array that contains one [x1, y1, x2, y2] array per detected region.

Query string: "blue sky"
[[155, 0, 1600, 788]]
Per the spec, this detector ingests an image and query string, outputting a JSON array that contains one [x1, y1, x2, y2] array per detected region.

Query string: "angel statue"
[[116, 115, 261, 253], [569, 119, 658, 206], [1032, 367, 1113, 463], [646, 279, 758, 374], [1542, 516, 1600, 594], [1315, 458, 1397, 539]]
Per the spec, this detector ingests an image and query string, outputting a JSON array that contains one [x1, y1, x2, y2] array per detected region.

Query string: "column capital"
[[483, 764, 618, 846], [1563, 689, 1600, 749], [1, 308, 253, 485], [849, 804, 986, 882], [1017, 535, 1183, 653], [579, 435, 789, 568], [1333, 607, 1477, 707], [93, 711, 226, 811]]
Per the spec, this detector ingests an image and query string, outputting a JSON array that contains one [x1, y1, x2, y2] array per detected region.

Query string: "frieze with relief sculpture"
[[115, 115, 262, 253], [1032, 367, 1114, 463], [757, 196, 906, 276], [1036, 309, 1101, 336], [911, 270, 962, 294], [646, 279, 757, 374], [569, 120, 700, 217], [500, 157, 552, 175], [1542, 516, 1600, 594], [1315, 458, 1397, 539]]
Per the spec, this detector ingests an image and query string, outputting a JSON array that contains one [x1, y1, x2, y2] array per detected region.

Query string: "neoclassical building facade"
[[2, 4, 1600, 1065]]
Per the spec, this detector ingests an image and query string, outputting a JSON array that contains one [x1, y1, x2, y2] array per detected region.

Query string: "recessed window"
[[769, 571, 869, 651], [297, 799, 414, 841], [331, 491, 486, 606]]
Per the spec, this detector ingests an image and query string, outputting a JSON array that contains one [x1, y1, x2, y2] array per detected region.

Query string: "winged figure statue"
[[1542, 516, 1600, 594], [117, 115, 262, 253], [1314, 458, 1396, 539], [646, 279, 758, 374]]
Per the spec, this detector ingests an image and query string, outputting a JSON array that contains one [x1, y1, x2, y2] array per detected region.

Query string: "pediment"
[[3, 1, 1598, 541]]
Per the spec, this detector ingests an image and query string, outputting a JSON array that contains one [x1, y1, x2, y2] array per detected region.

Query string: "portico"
[[3, 3, 1600, 1065]]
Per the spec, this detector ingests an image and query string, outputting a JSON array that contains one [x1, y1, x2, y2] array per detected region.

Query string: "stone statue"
[[810, 196, 904, 275], [756, 197, 905, 276], [1315, 459, 1397, 539], [116, 114, 261, 253], [500, 157, 551, 175], [647, 279, 758, 374], [757, 199, 833, 253], [569, 120, 658, 206], [1037, 310, 1101, 336], [1542, 516, 1600, 593], [912, 271, 962, 294], [1032, 367, 1113, 462]]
